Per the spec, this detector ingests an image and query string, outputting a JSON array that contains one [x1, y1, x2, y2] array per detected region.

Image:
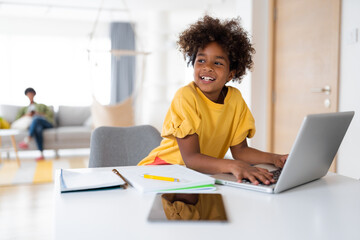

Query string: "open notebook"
[[116, 164, 216, 193], [60, 168, 126, 193]]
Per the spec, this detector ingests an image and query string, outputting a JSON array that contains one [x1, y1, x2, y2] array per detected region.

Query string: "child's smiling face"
[[193, 41, 234, 103]]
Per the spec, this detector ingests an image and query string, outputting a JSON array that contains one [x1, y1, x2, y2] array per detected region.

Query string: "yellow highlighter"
[[143, 174, 180, 182]]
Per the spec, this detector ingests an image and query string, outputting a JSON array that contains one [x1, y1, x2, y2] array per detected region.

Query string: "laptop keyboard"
[[271, 168, 282, 181], [241, 168, 282, 185]]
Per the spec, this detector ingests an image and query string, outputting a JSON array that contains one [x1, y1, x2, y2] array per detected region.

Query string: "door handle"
[[310, 85, 331, 95]]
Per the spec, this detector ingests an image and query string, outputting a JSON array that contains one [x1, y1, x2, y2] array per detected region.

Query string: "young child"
[[138, 15, 287, 185]]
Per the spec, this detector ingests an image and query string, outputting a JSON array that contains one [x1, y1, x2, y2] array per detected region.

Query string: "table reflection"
[[161, 193, 227, 221]]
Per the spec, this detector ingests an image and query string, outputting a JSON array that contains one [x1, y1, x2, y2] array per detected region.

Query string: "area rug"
[[0, 157, 89, 186]]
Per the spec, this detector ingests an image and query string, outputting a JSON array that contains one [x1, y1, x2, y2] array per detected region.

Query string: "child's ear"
[[227, 70, 236, 82]]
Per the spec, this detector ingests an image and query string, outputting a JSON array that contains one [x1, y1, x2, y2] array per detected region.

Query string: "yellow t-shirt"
[[137, 82, 255, 166]]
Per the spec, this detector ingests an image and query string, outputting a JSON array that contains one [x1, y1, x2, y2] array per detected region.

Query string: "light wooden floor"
[[0, 155, 89, 240]]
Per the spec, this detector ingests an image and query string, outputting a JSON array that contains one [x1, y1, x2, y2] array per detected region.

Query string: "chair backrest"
[[89, 125, 162, 168]]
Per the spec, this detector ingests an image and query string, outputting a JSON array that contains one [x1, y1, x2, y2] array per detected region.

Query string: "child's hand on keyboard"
[[230, 161, 275, 185], [272, 154, 288, 168]]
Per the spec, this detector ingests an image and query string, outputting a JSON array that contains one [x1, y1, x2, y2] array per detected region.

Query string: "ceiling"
[[0, 0, 230, 22]]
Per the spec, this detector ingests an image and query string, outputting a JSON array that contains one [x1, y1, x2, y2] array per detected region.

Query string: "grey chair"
[[89, 125, 162, 168]]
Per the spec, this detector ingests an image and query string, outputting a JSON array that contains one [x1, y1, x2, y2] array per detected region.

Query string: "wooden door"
[[271, 0, 341, 170]]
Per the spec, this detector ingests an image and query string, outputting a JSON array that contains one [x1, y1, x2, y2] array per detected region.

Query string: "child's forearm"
[[232, 146, 275, 164], [231, 145, 287, 168], [177, 135, 277, 184], [183, 152, 275, 185], [177, 134, 236, 174], [182, 152, 235, 174]]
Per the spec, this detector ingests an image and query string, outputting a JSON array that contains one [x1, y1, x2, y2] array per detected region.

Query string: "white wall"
[[337, 0, 360, 179], [250, 0, 270, 151]]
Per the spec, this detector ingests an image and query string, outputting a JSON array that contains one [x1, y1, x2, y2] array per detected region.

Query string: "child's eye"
[[215, 62, 224, 66], [197, 59, 205, 63]]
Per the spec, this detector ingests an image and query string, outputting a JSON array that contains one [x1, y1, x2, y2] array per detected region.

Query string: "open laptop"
[[211, 111, 354, 194]]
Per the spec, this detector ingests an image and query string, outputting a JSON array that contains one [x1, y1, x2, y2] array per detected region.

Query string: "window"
[[0, 21, 111, 107]]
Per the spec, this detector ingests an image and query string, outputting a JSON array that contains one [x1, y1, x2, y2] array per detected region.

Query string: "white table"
[[0, 129, 21, 166], [54, 168, 360, 240]]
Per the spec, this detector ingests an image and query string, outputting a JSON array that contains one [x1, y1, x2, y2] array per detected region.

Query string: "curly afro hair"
[[177, 15, 255, 83]]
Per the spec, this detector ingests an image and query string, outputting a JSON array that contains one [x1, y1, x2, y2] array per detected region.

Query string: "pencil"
[[143, 174, 180, 182], [112, 169, 129, 189]]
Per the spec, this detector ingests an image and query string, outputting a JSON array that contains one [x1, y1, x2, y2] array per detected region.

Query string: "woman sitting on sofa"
[[17, 87, 54, 161]]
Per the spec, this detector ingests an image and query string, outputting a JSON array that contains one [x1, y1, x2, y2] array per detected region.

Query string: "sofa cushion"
[[56, 126, 92, 141], [11, 116, 32, 130], [0, 104, 22, 123], [7, 128, 57, 149], [0, 104, 55, 125], [57, 106, 91, 127]]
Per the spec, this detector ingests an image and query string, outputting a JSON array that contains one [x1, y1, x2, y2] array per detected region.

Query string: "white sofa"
[[0, 104, 92, 155]]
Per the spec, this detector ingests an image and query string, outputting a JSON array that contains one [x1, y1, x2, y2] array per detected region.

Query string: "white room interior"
[[0, 1, 359, 239], [0, 0, 359, 179]]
